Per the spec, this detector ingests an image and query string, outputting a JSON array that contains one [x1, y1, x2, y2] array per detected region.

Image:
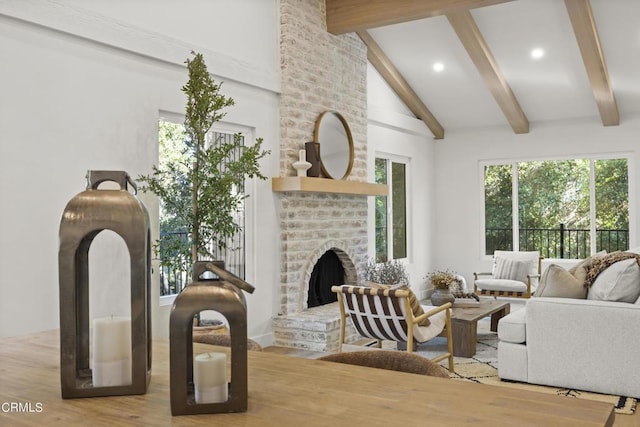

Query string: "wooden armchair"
[[331, 285, 454, 372], [474, 250, 543, 298]]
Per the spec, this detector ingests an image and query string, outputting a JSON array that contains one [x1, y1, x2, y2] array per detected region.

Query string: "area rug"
[[408, 322, 638, 415]]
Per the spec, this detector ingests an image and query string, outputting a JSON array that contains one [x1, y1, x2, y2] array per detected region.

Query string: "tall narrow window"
[[157, 119, 247, 297], [375, 156, 408, 262], [484, 164, 513, 253], [483, 157, 629, 258], [375, 158, 388, 262]]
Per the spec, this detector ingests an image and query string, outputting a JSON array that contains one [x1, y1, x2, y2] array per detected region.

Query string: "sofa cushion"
[[497, 307, 526, 344], [587, 258, 640, 303], [535, 264, 587, 299], [494, 257, 530, 282]]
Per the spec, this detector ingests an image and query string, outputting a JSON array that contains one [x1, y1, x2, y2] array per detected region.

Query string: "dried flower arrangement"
[[363, 258, 409, 286], [427, 270, 459, 290]]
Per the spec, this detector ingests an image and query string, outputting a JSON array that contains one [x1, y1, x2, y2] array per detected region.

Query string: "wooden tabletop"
[[0, 330, 614, 426], [450, 298, 511, 322]]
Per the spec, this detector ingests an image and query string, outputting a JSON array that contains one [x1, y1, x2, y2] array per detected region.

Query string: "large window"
[[483, 157, 629, 258], [375, 156, 408, 262], [158, 119, 247, 297]]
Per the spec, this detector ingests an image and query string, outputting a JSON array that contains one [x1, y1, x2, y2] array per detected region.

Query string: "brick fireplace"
[[272, 0, 370, 351]]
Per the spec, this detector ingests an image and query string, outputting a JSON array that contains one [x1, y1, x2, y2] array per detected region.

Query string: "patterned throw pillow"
[[494, 257, 531, 283]]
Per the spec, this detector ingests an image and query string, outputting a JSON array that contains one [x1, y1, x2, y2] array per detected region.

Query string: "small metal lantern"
[[58, 170, 151, 398], [170, 261, 255, 416]]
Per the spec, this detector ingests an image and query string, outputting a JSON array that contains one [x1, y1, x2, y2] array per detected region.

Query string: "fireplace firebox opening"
[[306, 250, 344, 308]]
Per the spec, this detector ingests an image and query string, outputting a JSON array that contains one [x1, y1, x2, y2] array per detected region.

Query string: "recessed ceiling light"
[[531, 48, 545, 59], [433, 62, 445, 72]]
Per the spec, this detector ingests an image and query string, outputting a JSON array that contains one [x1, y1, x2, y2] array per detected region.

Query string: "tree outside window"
[[483, 157, 629, 258], [375, 157, 407, 262]]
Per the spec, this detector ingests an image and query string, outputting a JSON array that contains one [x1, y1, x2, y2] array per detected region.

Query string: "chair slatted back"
[[334, 286, 412, 343]]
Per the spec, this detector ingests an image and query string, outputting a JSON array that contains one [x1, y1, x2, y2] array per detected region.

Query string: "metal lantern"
[[170, 261, 255, 415], [58, 170, 151, 398]]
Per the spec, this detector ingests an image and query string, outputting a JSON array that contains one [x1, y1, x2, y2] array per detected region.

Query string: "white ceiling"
[[365, 0, 640, 136]]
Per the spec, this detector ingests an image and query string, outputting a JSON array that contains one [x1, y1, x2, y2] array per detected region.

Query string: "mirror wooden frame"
[[314, 111, 354, 180]]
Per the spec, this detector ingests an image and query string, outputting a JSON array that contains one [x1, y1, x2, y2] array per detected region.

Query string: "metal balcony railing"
[[159, 230, 245, 296], [486, 224, 629, 259]]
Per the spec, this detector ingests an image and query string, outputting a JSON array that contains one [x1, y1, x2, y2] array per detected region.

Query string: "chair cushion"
[[475, 278, 527, 292], [497, 307, 526, 344], [494, 257, 530, 282], [587, 258, 640, 303], [535, 264, 587, 299], [414, 306, 447, 342]]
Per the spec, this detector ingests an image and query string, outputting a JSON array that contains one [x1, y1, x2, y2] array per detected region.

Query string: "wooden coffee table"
[[448, 299, 510, 358]]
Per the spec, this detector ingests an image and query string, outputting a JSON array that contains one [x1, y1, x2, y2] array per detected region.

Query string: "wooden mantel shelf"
[[272, 176, 388, 196]]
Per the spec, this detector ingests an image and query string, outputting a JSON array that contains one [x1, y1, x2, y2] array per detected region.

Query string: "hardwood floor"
[[262, 345, 326, 359]]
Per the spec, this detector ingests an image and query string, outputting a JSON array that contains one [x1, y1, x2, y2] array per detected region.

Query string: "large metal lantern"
[[170, 261, 255, 415], [58, 170, 151, 398]]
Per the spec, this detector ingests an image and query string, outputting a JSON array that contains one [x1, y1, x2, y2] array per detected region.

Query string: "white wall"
[[0, 0, 280, 340], [434, 116, 640, 286], [366, 64, 437, 297]]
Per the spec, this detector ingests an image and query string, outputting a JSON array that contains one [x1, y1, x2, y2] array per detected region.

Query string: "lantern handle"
[[204, 262, 255, 294], [85, 170, 138, 194]]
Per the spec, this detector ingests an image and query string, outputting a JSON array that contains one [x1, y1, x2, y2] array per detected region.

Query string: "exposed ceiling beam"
[[564, 0, 619, 126], [357, 31, 445, 139], [326, 0, 515, 34], [446, 10, 529, 134]]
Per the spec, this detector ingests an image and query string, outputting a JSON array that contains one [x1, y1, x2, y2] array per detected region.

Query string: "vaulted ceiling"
[[326, 0, 640, 139]]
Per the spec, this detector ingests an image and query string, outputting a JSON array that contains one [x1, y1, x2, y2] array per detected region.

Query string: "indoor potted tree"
[[139, 51, 270, 289]]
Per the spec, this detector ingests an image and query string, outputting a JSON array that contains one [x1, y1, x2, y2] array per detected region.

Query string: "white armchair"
[[474, 250, 542, 298]]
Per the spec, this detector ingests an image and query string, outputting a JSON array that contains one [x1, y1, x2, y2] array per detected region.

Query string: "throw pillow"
[[394, 285, 430, 327], [568, 251, 607, 287], [535, 264, 587, 299], [494, 257, 530, 283], [587, 258, 640, 303]]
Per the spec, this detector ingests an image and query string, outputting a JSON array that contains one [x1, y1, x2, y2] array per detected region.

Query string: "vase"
[[293, 149, 312, 177], [431, 288, 455, 306], [304, 141, 321, 177]]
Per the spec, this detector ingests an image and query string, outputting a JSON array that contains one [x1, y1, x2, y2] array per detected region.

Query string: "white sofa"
[[498, 297, 640, 398]]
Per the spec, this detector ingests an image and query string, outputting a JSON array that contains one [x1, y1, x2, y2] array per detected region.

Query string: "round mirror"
[[314, 111, 354, 180]]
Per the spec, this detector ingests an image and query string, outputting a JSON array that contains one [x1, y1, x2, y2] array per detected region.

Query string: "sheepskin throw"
[[584, 252, 640, 288]]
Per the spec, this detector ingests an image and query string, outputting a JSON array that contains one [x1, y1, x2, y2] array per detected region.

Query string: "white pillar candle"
[[193, 352, 228, 404], [92, 316, 132, 387], [299, 149, 306, 162]]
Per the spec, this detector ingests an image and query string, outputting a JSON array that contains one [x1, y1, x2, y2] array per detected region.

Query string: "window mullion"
[[387, 161, 394, 259], [512, 162, 519, 251], [589, 159, 597, 255]]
